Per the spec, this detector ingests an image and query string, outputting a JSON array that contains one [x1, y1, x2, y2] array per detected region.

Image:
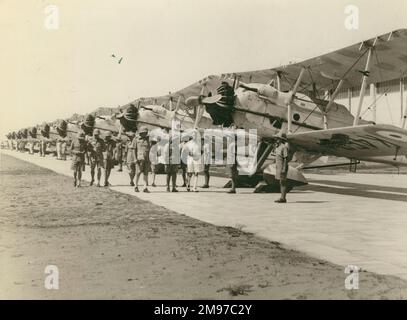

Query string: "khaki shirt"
[[135, 137, 150, 161], [126, 138, 137, 164], [275, 142, 292, 179]]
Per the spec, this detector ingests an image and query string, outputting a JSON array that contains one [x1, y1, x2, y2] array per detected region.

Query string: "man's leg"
[[56, 142, 61, 159], [228, 165, 238, 194], [280, 178, 287, 201], [171, 170, 178, 192], [202, 164, 210, 188], [275, 174, 287, 203], [181, 165, 187, 187], [77, 167, 82, 187], [151, 169, 156, 187], [73, 169, 77, 187], [135, 163, 141, 192], [118, 152, 123, 171], [90, 161, 95, 186], [186, 173, 192, 191], [142, 164, 149, 192], [61, 142, 66, 160], [97, 166, 102, 186], [104, 163, 111, 186], [192, 173, 199, 191], [166, 173, 171, 191], [129, 163, 135, 186]]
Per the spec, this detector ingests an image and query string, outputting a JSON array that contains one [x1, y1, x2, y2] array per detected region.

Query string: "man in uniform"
[[134, 126, 150, 193], [149, 135, 159, 187], [274, 132, 292, 203], [103, 132, 116, 187], [201, 137, 211, 188], [181, 130, 203, 192], [125, 132, 136, 186], [114, 132, 124, 172], [70, 132, 87, 187], [163, 131, 179, 192], [179, 135, 188, 187], [88, 129, 105, 187], [227, 133, 239, 194]]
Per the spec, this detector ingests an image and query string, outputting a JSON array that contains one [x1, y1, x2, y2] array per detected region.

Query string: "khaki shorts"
[[90, 154, 104, 168], [165, 164, 178, 174], [136, 160, 149, 175], [127, 162, 136, 173], [104, 159, 115, 170], [71, 154, 85, 171]]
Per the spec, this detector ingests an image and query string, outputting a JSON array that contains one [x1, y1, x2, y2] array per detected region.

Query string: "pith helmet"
[[93, 128, 101, 135]]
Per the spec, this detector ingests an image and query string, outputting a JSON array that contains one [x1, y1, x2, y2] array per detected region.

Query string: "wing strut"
[[287, 67, 306, 132], [323, 79, 344, 129], [194, 84, 206, 128], [402, 95, 407, 129], [353, 40, 376, 126]]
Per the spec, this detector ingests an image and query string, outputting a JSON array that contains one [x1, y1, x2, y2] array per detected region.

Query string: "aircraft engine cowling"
[[41, 124, 50, 138], [204, 82, 235, 126], [29, 127, 37, 138], [118, 104, 138, 132]]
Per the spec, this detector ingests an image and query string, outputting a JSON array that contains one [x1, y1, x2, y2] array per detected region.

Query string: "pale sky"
[[1, 0, 406, 137]]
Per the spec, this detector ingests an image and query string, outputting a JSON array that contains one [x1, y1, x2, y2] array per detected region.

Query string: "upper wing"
[[235, 29, 407, 94], [117, 29, 407, 111], [287, 124, 407, 159]]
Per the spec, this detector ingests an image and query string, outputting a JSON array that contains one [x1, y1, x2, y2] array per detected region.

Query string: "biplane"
[[4, 29, 407, 193], [113, 29, 407, 192]]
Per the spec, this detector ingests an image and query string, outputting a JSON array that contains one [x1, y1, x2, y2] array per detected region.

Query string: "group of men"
[[124, 126, 211, 193], [68, 125, 219, 193], [70, 129, 117, 188], [5, 124, 292, 202]]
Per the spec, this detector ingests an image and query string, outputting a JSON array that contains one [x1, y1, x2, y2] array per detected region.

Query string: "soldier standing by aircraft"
[[227, 132, 239, 194], [274, 132, 293, 203], [103, 132, 116, 187], [179, 135, 188, 187], [149, 135, 160, 187], [125, 132, 136, 186], [182, 130, 203, 192], [163, 131, 179, 192], [70, 132, 87, 188], [201, 137, 211, 188], [134, 126, 151, 193], [88, 129, 105, 187]]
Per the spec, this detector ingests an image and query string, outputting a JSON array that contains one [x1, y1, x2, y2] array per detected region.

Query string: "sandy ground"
[[1, 154, 407, 299]]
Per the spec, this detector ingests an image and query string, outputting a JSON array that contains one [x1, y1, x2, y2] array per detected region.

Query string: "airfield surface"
[[1, 150, 407, 299]]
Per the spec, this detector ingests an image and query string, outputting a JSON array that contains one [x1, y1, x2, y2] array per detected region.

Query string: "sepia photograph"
[[1, 0, 407, 310]]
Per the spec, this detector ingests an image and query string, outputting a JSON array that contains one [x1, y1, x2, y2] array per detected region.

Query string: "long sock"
[[172, 172, 177, 189], [204, 172, 210, 186]]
